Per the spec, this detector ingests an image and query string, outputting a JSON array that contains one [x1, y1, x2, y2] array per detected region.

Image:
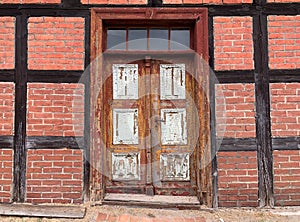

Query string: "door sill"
[[103, 193, 202, 210]]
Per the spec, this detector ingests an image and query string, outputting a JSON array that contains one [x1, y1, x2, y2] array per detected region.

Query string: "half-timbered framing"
[[0, 0, 299, 208]]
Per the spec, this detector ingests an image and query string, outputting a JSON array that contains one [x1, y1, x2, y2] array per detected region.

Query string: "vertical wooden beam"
[[13, 14, 28, 203], [83, 13, 91, 202], [208, 15, 218, 209], [253, 13, 275, 208]]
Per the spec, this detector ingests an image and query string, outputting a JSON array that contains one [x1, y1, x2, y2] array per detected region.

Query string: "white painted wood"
[[112, 152, 140, 180], [113, 64, 138, 100], [113, 109, 138, 144], [160, 153, 190, 181], [160, 64, 185, 100], [161, 108, 187, 145]]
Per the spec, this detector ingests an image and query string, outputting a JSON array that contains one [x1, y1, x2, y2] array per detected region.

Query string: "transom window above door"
[[107, 28, 191, 51]]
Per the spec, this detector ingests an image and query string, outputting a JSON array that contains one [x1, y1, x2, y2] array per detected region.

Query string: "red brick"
[[268, 15, 300, 69], [26, 149, 83, 204], [214, 16, 253, 71], [27, 83, 84, 137], [28, 17, 85, 70]]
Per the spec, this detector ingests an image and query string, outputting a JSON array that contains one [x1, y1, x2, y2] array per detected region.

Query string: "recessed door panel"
[[113, 64, 138, 100], [160, 153, 190, 181], [160, 64, 185, 100], [112, 152, 140, 181], [160, 108, 187, 145], [113, 109, 138, 145]]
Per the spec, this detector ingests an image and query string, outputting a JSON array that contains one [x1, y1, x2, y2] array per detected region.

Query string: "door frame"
[[90, 7, 211, 206]]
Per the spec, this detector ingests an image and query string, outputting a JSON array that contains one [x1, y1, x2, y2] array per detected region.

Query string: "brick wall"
[[26, 149, 83, 204], [0, 83, 14, 136], [218, 151, 258, 207], [28, 17, 85, 70], [27, 83, 85, 137], [0, 17, 15, 69], [0, 86, 14, 202], [274, 150, 300, 206], [0, 149, 13, 203], [270, 83, 300, 137], [214, 17, 254, 70], [268, 15, 300, 69], [215, 83, 256, 138]]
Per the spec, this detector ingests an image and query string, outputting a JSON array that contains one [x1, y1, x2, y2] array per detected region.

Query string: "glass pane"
[[170, 29, 190, 50], [149, 29, 168, 50], [107, 29, 126, 50], [128, 29, 147, 50]]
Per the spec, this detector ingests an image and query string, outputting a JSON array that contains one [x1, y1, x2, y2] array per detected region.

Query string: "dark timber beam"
[[27, 70, 83, 83], [0, 136, 14, 149], [214, 70, 255, 84], [0, 70, 15, 82], [13, 14, 28, 203], [26, 136, 84, 149], [208, 15, 218, 209], [83, 14, 91, 202], [253, 13, 275, 208]]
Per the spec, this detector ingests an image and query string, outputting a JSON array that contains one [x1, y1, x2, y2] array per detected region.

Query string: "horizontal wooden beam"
[[26, 136, 84, 149], [28, 70, 83, 83], [4, 136, 299, 152], [269, 69, 300, 83], [218, 137, 300, 152], [0, 70, 15, 82], [272, 137, 300, 150], [214, 70, 255, 84], [218, 138, 257, 152], [0, 136, 13, 149], [1, 69, 298, 84], [0, 3, 298, 17]]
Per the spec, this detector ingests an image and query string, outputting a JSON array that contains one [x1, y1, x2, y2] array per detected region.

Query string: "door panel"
[[103, 55, 199, 197], [150, 58, 198, 196]]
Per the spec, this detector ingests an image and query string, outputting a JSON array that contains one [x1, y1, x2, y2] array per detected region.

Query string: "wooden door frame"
[[90, 7, 211, 206]]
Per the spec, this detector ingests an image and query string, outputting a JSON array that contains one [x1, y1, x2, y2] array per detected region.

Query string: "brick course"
[[218, 151, 258, 207], [270, 83, 300, 137], [268, 15, 300, 69], [27, 83, 85, 137], [0, 149, 13, 203], [274, 150, 300, 206], [28, 17, 85, 70], [26, 149, 83, 204], [215, 83, 256, 138], [0, 17, 15, 69], [0, 83, 15, 136], [214, 16, 254, 70]]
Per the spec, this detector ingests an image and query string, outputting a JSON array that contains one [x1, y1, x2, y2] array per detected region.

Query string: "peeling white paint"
[[113, 64, 138, 100], [161, 109, 187, 145], [113, 109, 138, 144], [112, 152, 140, 180], [160, 64, 185, 100], [160, 153, 190, 181]]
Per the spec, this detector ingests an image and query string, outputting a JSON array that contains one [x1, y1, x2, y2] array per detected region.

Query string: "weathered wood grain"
[[0, 204, 86, 218]]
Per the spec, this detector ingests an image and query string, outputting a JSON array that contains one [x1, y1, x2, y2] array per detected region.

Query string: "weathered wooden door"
[[102, 54, 200, 198]]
